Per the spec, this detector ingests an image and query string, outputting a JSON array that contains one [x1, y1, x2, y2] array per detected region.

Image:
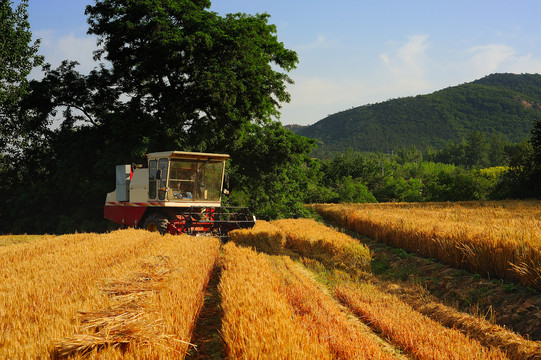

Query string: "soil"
[[186, 265, 224, 360]]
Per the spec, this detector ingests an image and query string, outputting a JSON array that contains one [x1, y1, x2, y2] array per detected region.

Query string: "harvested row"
[[228, 222, 512, 359], [0, 229, 155, 358], [335, 282, 509, 360], [272, 218, 371, 271], [60, 234, 220, 359], [228, 220, 286, 254], [0, 230, 220, 359], [229, 224, 396, 359], [300, 256, 541, 360], [314, 202, 541, 289], [219, 242, 332, 359], [272, 257, 399, 359]]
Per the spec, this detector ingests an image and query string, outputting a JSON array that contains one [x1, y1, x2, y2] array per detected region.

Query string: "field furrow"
[[272, 257, 401, 359]]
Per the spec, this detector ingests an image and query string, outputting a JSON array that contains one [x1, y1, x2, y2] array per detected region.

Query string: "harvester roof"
[[148, 150, 230, 160]]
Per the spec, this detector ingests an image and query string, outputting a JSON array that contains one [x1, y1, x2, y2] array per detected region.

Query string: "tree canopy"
[[83, 0, 298, 152], [0, 0, 43, 151]]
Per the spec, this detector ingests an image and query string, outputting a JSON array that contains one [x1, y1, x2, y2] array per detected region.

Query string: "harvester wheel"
[[143, 214, 169, 234]]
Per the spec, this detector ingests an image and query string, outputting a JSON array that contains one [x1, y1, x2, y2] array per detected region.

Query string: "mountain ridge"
[[293, 73, 541, 157]]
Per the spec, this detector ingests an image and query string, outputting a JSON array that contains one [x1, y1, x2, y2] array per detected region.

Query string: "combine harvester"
[[104, 150, 255, 237]]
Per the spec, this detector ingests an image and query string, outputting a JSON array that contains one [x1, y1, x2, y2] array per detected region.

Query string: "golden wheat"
[[272, 257, 399, 359], [0, 230, 219, 359], [403, 296, 541, 359], [335, 282, 509, 359], [229, 220, 286, 253], [0, 230, 155, 358], [314, 201, 541, 289], [272, 218, 372, 271], [219, 242, 332, 359], [0, 234, 48, 247]]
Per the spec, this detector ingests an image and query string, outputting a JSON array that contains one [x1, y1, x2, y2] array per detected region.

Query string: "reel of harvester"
[[167, 207, 256, 239]]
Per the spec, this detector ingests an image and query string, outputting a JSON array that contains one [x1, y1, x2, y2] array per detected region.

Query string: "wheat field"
[[314, 201, 541, 290], [1, 206, 539, 359]]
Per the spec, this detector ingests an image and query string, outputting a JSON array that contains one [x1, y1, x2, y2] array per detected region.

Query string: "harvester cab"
[[104, 150, 256, 237]]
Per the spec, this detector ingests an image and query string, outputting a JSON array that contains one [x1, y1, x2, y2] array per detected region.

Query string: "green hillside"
[[296, 73, 541, 157]]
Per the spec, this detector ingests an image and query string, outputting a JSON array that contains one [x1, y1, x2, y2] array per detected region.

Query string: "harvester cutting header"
[[104, 150, 256, 237]]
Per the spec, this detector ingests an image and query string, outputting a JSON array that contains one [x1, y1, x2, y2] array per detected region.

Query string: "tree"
[[0, 0, 43, 233], [531, 118, 541, 166], [334, 176, 376, 203], [0, 0, 43, 151], [492, 121, 541, 199], [488, 133, 510, 166], [227, 122, 319, 219], [464, 131, 489, 169], [85, 0, 298, 153], [394, 145, 422, 165]]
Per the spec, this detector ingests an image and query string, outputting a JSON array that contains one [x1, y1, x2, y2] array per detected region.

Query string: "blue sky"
[[26, 0, 541, 125]]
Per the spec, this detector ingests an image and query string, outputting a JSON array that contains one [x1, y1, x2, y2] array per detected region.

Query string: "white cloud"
[[465, 44, 541, 77], [397, 34, 429, 66], [467, 44, 515, 74], [289, 76, 381, 108], [31, 29, 100, 78], [379, 53, 390, 65], [378, 34, 432, 95], [280, 35, 435, 125], [277, 77, 360, 124], [507, 53, 541, 73], [296, 34, 336, 51]]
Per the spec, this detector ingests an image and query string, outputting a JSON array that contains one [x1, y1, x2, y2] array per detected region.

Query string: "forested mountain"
[[296, 73, 541, 157]]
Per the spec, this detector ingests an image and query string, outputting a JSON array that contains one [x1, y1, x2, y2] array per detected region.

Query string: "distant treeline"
[[306, 128, 541, 205]]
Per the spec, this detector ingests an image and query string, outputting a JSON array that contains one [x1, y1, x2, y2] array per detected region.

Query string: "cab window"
[[157, 158, 169, 200], [148, 160, 157, 199]]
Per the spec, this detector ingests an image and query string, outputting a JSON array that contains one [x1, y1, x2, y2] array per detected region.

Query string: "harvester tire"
[[143, 214, 169, 235]]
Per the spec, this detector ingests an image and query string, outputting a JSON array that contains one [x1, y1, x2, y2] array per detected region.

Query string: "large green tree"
[[532, 119, 541, 166], [527, 118, 541, 196], [84, 0, 298, 152], [0, 0, 43, 233]]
